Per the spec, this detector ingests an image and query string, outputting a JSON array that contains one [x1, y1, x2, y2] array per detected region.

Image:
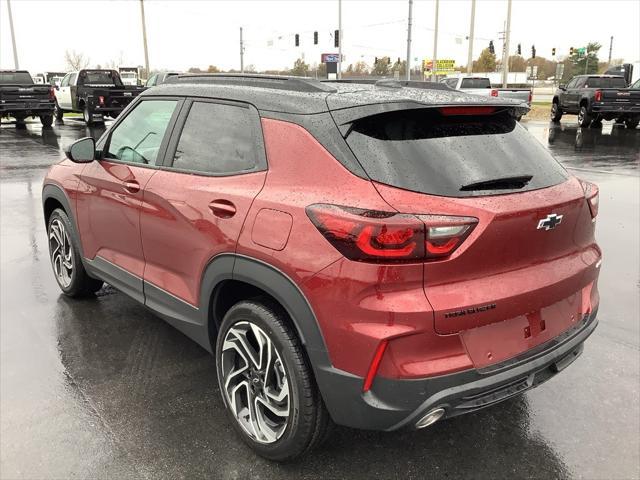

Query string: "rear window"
[[460, 78, 491, 89], [79, 71, 122, 86], [0, 72, 33, 84], [584, 77, 627, 88], [345, 108, 568, 197]]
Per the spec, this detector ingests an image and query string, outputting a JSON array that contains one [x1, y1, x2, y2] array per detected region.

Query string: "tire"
[[54, 101, 64, 120], [624, 118, 639, 129], [216, 299, 331, 462], [578, 105, 592, 128], [40, 114, 53, 128], [47, 208, 103, 297], [83, 105, 96, 125], [550, 102, 563, 123], [516, 115, 523, 122]]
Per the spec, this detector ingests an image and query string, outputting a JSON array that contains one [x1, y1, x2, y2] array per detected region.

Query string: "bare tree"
[[65, 50, 90, 70]]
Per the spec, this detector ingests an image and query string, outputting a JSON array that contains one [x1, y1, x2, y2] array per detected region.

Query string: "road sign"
[[527, 65, 538, 80], [321, 53, 340, 63], [555, 63, 565, 79], [422, 58, 455, 74], [577, 47, 587, 57]]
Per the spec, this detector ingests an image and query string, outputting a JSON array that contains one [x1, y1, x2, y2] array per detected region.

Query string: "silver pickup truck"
[[441, 76, 531, 118]]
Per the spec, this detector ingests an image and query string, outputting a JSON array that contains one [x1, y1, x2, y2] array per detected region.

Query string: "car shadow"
[[54, 290, 570, 479]]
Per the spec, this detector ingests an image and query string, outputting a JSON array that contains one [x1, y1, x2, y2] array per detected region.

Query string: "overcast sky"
[[1, 0, 638, 74]]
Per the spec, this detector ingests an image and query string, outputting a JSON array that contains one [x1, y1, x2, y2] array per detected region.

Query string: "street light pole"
[[431, 0, 439, 82], [7, 0, 19, 69], [240, 27, 245, 73], [608, 36, 613, 65], [406, 0, 413, 81], [501, 0, 512, 88], [139, 0, 150, 78], [338, 0, 342, 80], [467, 0, 476, 74]]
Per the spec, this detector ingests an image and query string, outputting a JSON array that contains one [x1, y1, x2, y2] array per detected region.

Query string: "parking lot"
[[1, 117, 638, 479]]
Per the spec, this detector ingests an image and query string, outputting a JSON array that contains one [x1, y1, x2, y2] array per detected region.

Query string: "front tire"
[[578, 105, 592, 127], [550, 102, 563, 123], [47, 208, 103, 297], [216, 299, 331, 462], [54, 101, 64, 120]]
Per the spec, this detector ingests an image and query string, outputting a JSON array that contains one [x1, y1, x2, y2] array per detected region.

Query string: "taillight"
[[306, 204, 477, 263], [439, 106, 496, 116], [594, 90, 602, 102], [49, 87, 55, 100], [362, 340, 388, 392], [98, 95, 105, 106], [528, 90, 533, 103], [490, 89, 499, 97], [580, 180, 599, 218]]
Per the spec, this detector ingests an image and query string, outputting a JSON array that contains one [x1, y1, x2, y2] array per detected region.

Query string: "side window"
[[447, 78, 458, 88], [69, 73, 78, 86], [146, 74, 157, 87], [60, 74, 70, 87], [105, 100, 178, 165], [565, 78, 577, 89], [171, 101, 258, 175], [574, 77, 586, 88]]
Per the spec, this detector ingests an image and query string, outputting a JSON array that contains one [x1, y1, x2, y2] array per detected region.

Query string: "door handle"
[[123, 180, 140, 193], [209, 199, 236, 218]]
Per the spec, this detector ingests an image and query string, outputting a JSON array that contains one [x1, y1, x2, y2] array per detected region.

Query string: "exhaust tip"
[[415, 408, 445, 429]]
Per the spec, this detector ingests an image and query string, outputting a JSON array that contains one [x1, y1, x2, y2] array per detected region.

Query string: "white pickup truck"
[[442, 76, 531, 118]]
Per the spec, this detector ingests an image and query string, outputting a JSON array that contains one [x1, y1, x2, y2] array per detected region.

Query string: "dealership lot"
[[1, 118, 638, 478]]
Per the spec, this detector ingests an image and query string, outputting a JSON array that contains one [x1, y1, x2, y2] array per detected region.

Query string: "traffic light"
[[489, 40, 495, 55], [313, 31, 318, 45], [374, 56, 378, 64], [531, 45, 536, 58], [295, 34, 299, 47], [517, 43, 521, 55], [552, 47, 556, 56], [570, 46, 574, 55], [334, 30, 339, 48]]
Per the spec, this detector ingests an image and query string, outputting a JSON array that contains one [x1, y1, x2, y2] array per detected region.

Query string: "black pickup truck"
[[54, 69, 146, 125], [0, 70, 55, 127], [551, 75, 640, 129]]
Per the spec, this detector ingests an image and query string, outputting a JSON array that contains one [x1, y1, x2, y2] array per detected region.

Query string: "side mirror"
[[65, 137, 95, 163], [55, 84, 60, 90], [558, 84, 566, 90]]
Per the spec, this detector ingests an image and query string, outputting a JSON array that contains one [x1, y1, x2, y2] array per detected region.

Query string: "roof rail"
[[168, 73, 337, 93], [324, 78, 454, 91]]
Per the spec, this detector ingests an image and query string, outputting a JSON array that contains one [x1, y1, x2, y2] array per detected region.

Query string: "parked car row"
[[1, 68, 183, 127]]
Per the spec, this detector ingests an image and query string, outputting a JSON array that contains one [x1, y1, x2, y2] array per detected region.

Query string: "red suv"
[[42, 75, 601, 461]]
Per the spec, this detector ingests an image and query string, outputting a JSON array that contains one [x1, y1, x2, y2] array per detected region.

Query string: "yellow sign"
[[422, 58, 456, 74]]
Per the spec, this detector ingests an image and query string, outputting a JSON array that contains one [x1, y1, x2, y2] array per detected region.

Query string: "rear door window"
[[169, 101, 262, 175], [345, 108, 568, 197]]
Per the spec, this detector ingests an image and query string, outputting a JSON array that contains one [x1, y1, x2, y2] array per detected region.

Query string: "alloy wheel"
[[221, 321, 290, 444], [49, 218, 73, 288]]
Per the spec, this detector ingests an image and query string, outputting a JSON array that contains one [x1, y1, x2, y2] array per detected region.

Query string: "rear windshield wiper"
[[460, 175, 533, 191]]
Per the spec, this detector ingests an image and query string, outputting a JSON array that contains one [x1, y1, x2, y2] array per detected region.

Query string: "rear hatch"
[[335, 105, 600, 366]]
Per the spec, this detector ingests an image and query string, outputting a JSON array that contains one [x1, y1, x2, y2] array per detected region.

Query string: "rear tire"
[[47, 208, 103, 297], [578, 105, 591, 127], [40, 114, 53, 128], [54, 101, 64, 121], [216, 299, 331, 462], [625, 117, 639, 129], [83, 105, 94, 125], [550, 102, 563, 123]]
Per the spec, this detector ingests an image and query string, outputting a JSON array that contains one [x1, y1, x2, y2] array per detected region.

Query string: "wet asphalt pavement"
[[1, 117, 639, 479]]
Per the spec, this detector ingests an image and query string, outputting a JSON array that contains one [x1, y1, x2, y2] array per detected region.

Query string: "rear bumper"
[[0, 103, 54, 116], [591, 103, 640, 114], [315, 308, 598, 431]]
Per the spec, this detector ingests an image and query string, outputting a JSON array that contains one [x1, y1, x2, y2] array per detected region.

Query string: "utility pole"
[[139, 0, 150, 78], [608, 36, 613, 65], [501, 0, 512, 88], [406, 0, 413, 81], [338, 0, 342, 79], [467, 0, 476, 74], [431, 0, 439, 82], [7, 0, 19, 69], [240, 27, 245, 73]]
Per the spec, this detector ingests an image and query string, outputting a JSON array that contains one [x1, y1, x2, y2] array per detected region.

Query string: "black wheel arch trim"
[[42, 183, 85, 258]]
